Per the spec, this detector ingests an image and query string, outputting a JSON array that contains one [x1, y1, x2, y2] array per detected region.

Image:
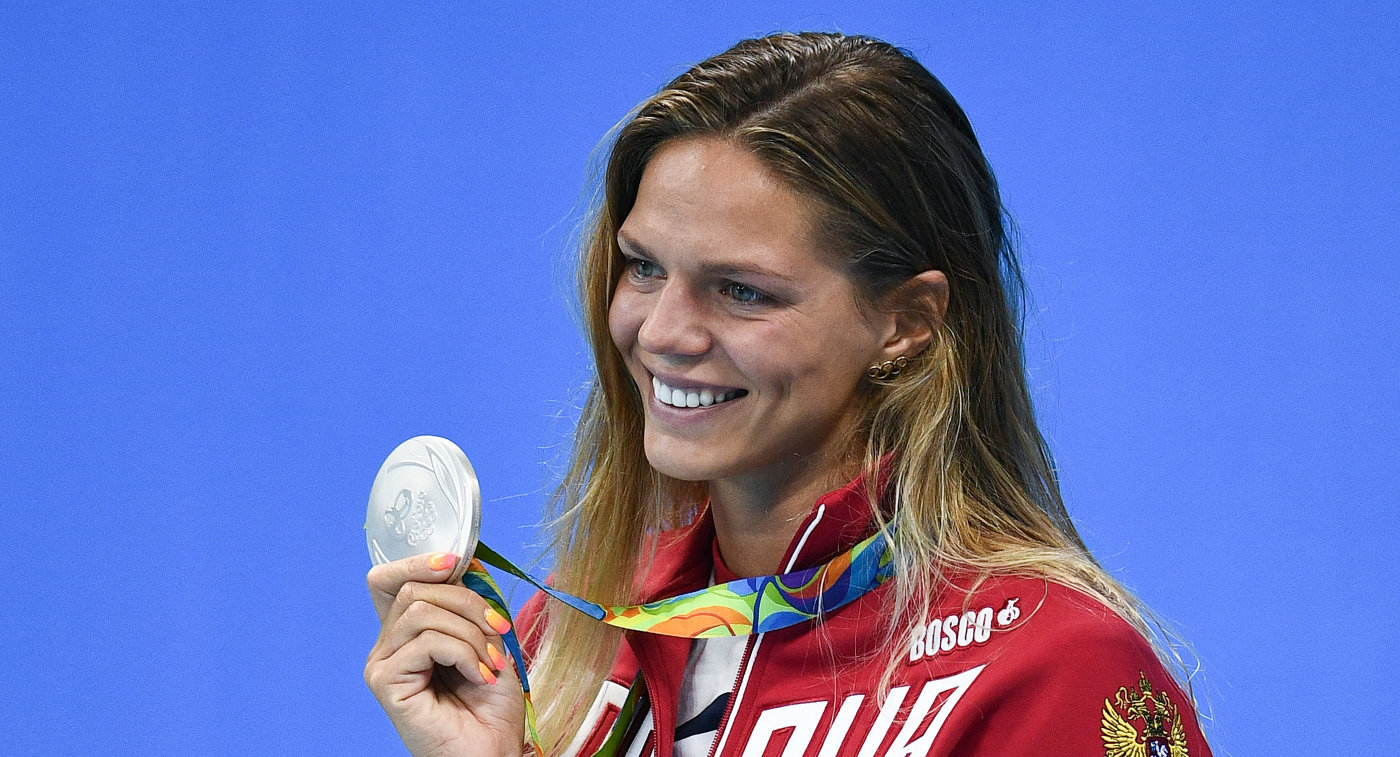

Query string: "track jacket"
[[521, 475, 1213, 757]]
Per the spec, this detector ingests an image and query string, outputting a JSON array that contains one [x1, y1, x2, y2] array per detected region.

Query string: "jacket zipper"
[[703, 633, 758, 757], [641, 669, 661, 757], [702, 503, 825, 757]]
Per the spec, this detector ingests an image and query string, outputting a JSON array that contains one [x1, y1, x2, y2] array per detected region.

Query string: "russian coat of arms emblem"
[[1101, 671, 1190, 757]]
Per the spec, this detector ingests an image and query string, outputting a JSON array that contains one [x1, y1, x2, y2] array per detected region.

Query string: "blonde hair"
[[523, 32, 1180, 753]]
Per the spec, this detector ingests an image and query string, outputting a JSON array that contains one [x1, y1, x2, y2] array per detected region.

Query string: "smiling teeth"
[[653, 376, 743, 408]]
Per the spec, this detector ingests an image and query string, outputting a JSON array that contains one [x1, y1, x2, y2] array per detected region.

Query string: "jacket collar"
[[624, 471, 883, 757], [639, 469, 883, 598]]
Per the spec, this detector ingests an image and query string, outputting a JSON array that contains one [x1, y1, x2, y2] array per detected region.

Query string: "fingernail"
[[478, 660, 498, 685], [487, 643, 507, 671], [428, 553, 458, 571], [484, 607, 512, 634]]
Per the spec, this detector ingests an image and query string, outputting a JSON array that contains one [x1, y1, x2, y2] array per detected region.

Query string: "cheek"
[[608, 288, 643, 357]]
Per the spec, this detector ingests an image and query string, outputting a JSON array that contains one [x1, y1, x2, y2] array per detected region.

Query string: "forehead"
[[620, 137, 830, 274]]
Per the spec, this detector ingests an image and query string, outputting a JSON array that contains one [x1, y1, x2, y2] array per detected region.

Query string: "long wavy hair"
[[524, 32, 1174, 753]]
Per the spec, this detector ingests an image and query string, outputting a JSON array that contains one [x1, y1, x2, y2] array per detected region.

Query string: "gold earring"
[[866, 355, 909, 380]]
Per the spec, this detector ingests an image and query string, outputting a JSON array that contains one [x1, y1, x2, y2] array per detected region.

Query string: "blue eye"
[[723, 283, 766, 304], [629, 258, 660, 278]]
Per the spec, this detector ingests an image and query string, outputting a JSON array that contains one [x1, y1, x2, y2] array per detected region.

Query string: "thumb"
[[366, 551, 462, 621]]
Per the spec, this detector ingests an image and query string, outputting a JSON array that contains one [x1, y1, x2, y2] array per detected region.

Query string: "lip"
[[644, 369, 748, 418], [646, 369, 744, 395]]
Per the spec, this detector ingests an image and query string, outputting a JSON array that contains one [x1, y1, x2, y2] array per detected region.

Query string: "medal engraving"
[[366, 436, 481, 584], [385, 488, 437, 546]]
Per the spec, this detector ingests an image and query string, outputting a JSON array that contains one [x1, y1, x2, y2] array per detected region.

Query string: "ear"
[[875, 270, 948, 362]]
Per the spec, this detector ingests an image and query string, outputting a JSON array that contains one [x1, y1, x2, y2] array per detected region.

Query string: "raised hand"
[[366, 553, 526, 757]]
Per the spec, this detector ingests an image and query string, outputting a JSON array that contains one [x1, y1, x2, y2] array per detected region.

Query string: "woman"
[[366, 32, 1213, 757]]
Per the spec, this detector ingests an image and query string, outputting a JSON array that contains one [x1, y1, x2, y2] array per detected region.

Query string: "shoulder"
[[514, 589, 641, 679], [980, 577, 1158, 670], [928, 575, 1213, 756]]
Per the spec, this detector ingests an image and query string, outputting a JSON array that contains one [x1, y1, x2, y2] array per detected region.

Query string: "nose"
[[636, 281, 711, 358]]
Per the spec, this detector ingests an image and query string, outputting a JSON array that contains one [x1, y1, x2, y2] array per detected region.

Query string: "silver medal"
[[366, 435, 481, 585]]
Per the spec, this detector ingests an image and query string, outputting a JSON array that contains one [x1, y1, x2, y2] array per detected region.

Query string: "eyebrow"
[[617, 233, 799, 283]]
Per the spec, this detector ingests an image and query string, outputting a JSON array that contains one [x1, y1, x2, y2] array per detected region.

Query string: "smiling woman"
[[364, 32, 1214, 757], [608, 137, 942, 540]]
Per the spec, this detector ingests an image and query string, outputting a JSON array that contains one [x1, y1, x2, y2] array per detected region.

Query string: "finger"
[[367, 552, 461, 621], [376, 628, 502, 699], [379, 580, 515, 647], [377, 595, 511, 674]]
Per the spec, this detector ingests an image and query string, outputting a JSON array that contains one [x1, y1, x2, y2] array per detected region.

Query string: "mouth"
[[651, 375, 748, 409]]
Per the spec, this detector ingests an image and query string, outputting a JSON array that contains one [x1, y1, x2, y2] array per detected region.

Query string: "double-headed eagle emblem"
[[1101, 671, 1190, 757]]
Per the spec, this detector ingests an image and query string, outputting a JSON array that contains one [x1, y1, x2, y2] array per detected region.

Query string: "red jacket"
[[521, 476, 1213, 757]]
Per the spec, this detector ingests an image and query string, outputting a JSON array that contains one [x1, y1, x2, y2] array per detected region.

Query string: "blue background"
[[2, 2, 1395, 755]]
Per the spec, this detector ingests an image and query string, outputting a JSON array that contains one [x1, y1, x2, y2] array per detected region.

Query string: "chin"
[[643, 449, 716, 483], [641, 431, 736, 482]]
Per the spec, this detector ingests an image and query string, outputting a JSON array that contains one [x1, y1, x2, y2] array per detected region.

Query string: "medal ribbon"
[[460, 527, 895, 754]]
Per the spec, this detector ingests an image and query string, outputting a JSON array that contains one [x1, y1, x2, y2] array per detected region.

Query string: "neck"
[[707, 455, 847, 577]]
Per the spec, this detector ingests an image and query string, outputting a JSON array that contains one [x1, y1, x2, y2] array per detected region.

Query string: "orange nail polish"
[[484, 607, 512, 634], [487, 643, 507, 671], [478, 660, 498, 685], [428, 553, 458, 571]]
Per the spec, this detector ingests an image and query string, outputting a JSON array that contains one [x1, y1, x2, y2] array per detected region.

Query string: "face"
[[608, 137, 897, 490]]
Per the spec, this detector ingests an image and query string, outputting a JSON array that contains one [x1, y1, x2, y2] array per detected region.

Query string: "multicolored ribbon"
[[459, 562, 541, 748], [461, 527, 895, 753]]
